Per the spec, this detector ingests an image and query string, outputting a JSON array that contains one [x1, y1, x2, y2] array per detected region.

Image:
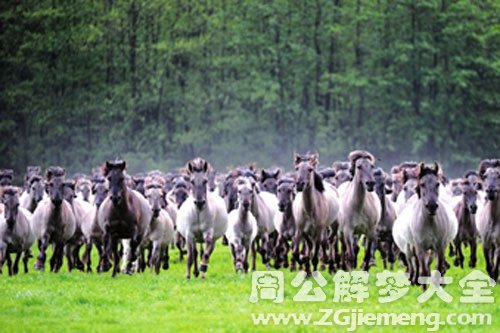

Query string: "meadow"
[[0, 243, 497, 333]]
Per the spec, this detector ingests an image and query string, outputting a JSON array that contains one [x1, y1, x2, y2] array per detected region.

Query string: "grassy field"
[[0, 242, 497, 333]]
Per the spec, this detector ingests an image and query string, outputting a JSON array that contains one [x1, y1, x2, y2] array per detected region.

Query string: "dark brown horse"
[[452, 180, 478, 268], [97, 161, 152, 277]]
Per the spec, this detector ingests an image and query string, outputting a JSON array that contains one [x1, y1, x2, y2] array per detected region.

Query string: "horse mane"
[[294, 151, 319, 167], [145, 175, 166, 189], [416, 162, 441, 180], [332, 161, 350, 172], [373, 167, 384, 177], [45, 166, 66, 181], [277, 175, 296, 186], [390, 165, 401, 174], [261, 167, 281, 181], [318, 167, 336, 179], [103, 160, 127, 176], [0, 169, 14, 180], [2, 186, 18, 197], [28, 174, 43, 185], [186, 157, 211, 174], [402, 168, 418, 184], [348, 150, 375, 176], [478, 159, 500, 179], [463, 169, 479, 179]]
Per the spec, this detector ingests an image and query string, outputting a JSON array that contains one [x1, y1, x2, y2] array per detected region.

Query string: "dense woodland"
[[0, 0, 499, 181]]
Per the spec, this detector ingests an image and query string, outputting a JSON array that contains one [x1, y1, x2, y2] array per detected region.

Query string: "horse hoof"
[[34, 262, 44, 271], [194, 270, 200, 278]]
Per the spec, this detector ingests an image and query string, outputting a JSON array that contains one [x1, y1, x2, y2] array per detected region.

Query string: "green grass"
[[0, 243, 498, 333]]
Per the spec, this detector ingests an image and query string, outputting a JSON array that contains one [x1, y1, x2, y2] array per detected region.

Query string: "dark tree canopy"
[[1, 0, 498, 181]]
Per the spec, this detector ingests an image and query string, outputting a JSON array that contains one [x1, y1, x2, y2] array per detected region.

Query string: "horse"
[[32, 167, 77, 272], [259, 168, 281, 194], [225, 177, 258, 273], [408, 163, 458, 287], [338, 150, 381, 271], [176, 158, 228, 279], [80, 175, 109, 272], [97, 160, 152, 277], [62, 179, 98, 272], [373, 168, 397, 270], [273, 175, 297, 270], [143, 178, 175, 273], [19, 175, 45, 213], [476, 159, 500, 281], [332, 161, 352, 188], [292, 152, 340, 275], [0, 187, 35, 275], [452, 179, 478, 269]]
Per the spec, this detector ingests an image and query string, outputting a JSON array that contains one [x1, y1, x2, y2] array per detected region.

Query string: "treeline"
[[1, 0, 499, 180]]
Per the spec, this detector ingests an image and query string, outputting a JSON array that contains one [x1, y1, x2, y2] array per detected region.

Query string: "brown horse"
[[97, 161, 152, 277], [452, 180, 478, 269]]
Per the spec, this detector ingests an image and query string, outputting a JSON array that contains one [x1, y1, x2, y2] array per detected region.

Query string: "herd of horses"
[[0, 151, 499, 289]]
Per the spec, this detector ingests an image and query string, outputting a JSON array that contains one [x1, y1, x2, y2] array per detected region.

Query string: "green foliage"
[[0, 0, 498, 179]]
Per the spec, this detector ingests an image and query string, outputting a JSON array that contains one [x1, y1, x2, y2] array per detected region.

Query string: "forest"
[[0, 0, 499, 180]]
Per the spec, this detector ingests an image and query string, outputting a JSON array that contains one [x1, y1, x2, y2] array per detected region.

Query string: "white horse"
[[176, 158, 228, 279]]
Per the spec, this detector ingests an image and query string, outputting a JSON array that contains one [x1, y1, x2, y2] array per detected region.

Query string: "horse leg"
[[176, 233, 186, 262], [72, 242, 84, 271], [415, 247, 428, 290], [193, 242, 199, 278], [260, 233, 270, 268], [6, 253, 13, 276], [251, 240, 257, 271], [151, 241, 161, 274], [457, 241, 465, 269], [83, 241, 93, 273], [101, 227, 113, 273], [292, 230, 301, 267], [273, 235, 283, 269], [387, 240, 395, 270], [483, 243, 493, 277], [312, 237, 321, 273], [200, 231, 215, 279], [243, 243, 250, 273], [343, 233, 355, 270], [12, 251, 22, 275], [126, 232, 142, 275], [492, 246, 500, 282], [162, 245, 170, 271], [23, 250, 30, 274], [186, 238, 194, 279], [361, 238, 373, 272], [35, 233, 50, 271], [448, 242, 455, 257], [111, 237, 120, 277], [469, 238, 477, 268]]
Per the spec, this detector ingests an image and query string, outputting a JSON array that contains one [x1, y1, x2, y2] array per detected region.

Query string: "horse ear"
[[274, 169, 281, 179], [187, 162, 194, 175], [203, 160, 209, 173], [119, 161, 126, 171], [293, 152, 301, 166], [311, 154, 319, 167], [416, 162, 425, 179], [260, 169, 267, 180]]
